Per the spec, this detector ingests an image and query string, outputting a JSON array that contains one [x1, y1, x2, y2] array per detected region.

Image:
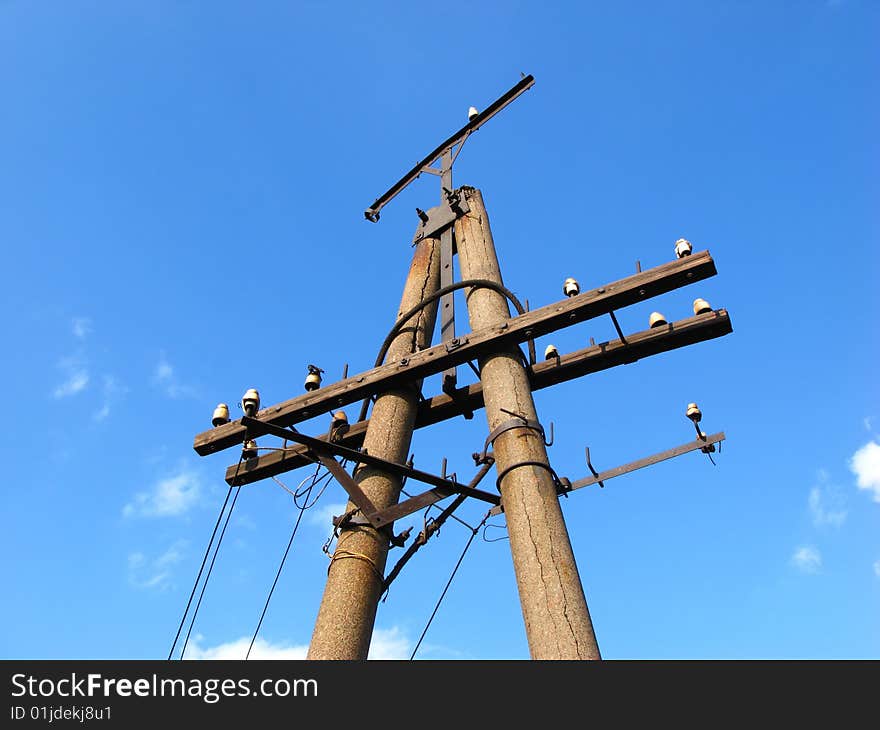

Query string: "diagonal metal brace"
[[307, 446, 383, 528], [241, 416, 497, 502], [240, 417, 499, 529], [381, 461, 494, 591]]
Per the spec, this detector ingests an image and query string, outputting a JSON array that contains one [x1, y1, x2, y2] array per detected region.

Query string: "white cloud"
[[156, 359, 173, 380], [128, 541, 186, 590], [156, 541, 186, 567], [184, 626, 411, 660], [152, 352, 196, 399], [807, 481, 847, 528], [53, 353, 90, 399], [72, 317, 92, 339], [367, 627, 411, 659], [874, 560, 880, 578], [184, 636, 308, 660], [308, 502, 348, 528], [791, 545, 822, 574], [93, 375, 126, 422], [124, 470, 202, 518], [850, 441, 880, 502], [53, 370, 89, 398]]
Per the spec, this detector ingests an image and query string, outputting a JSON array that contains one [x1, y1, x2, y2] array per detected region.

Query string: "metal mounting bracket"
[[474, 414, 552, 465], [412, 191, 470, 244]]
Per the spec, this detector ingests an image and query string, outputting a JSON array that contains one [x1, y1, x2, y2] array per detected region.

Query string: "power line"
[[179, 484, 242, 659], [245, 467, 328, 659], [244, 504, 307, 659], [167, 455, 243, 660], [410, 511, 490, 660]]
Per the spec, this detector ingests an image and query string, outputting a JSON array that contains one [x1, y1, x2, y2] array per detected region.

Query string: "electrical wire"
[[245, 465, 328, 659], [245, 502, 307, 659], [167, 454, 243, 660], [358, 278, 526, 422], [273, 466, 334, 511], [294, 469, 334, 511], [271, 476, 298, 499], [179, 483, 242, 659], [409, 511, 491, 660]]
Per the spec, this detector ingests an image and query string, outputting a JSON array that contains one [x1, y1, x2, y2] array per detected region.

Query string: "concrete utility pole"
[[189, 75, 733, 663], [307, 237, 442, 660], [455, 187, 601, 659]]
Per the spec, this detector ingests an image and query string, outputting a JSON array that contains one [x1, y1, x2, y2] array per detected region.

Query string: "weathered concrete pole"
[[454, 187, 600, 659], [307, 236, 442, 659]]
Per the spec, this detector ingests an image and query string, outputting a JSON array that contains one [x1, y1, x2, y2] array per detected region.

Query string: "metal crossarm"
[[364, 75, 535, 223], [195, 252, 717, 457]]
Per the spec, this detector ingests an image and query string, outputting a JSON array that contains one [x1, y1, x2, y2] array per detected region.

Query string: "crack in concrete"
[[516, 463, 560, 658], [410, 242, 434, 354], [542, 489, 582, 657]]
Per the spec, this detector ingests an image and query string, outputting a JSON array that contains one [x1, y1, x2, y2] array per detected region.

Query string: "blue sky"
[[2, 1, 877, 660]]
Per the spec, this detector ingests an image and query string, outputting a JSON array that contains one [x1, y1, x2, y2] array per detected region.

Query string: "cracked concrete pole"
[[307, 236, 442, 660], [454, 187, 600, 659]]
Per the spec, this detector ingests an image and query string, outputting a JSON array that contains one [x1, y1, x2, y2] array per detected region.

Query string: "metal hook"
[[544, 421, 554, 447], [482, 521, 509, 543], [400, 453, 415, 489], [585, 446, 605, 488]]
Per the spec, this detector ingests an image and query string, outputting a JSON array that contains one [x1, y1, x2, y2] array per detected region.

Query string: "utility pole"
[[455, 187, 600, 659], [307, 236, 442, 660], [187, 74, 733, 662]]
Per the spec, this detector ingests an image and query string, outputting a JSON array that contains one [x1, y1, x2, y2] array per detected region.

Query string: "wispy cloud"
[[184, 636, 308, 660], [791, 545, 822, 574], [72, 317, 92, 339], [53, 370, 89, 398], [807, 474, 847, 528], [152, 351, 196, 399], [367, 627, 411, 659], [183, 626, 410, 660], [308, 502, 347, 528], [52, 352, 90, 399], [123, 469, 202, 518], [128, 541, 186, 590], [865, 417, 874, 433], [93, 375, 126, 422], [874, 560, 880, 578], [850, 440, 880, 503]]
